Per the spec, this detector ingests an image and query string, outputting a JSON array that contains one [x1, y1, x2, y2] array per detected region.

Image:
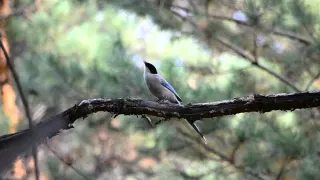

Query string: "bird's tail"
[[186, 119, 207, 144]]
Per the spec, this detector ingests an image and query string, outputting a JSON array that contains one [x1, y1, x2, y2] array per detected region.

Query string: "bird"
[[143, 61, 207, 144]]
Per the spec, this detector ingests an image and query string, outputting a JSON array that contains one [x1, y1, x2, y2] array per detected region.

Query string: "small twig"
[[294, 3, 317, 43], [185, 63, 252, 76], [209, 13, 312, 45], [305, 71, 320, 90], [229, 142, 242, 164], [186, 0, 199, 14], [167, 4, 312, 45], [0, 34, 39, 179], [275, 158, 291, 180], [301, 22, 316, 43], [271, 28, 312, 45], [45, 142, 91, 180], [216, 37, 301, 92], [176, 126, 228, 160], [170, 9, 300, 92], [176, 127, 266, 180], [253, 32, 258, 63]]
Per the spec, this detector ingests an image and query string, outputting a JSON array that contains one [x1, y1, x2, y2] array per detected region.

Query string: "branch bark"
[[1, 91, 320, 174], [68, 91, 320, 120]]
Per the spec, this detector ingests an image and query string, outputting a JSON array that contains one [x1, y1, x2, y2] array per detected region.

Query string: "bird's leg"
[[156, 99, 166, 103], [113, 99, 124, 118], [161, 100, 172, 104], [156, 99, 174, 105]]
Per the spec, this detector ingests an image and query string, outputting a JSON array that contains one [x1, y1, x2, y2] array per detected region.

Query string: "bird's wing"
[[158, 75, 182, 102]]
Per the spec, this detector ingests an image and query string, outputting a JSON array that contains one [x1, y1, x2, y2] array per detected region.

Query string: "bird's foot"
[[112, 99, 124, 118], [156, 99, 172, 104]]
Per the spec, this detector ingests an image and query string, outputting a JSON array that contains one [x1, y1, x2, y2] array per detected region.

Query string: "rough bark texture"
[[68, 91, 320, 121], [0, 91, 320, 174]]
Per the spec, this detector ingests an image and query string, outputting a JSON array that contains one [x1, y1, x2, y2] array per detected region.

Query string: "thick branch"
[[1, 91, 320, 173], [69, 91, 320, 120]]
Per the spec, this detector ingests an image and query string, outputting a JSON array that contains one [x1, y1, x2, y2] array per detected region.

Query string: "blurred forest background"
[[1, 0, 320, 179]]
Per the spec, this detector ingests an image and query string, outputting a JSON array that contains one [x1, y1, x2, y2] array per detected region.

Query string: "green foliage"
[[3, 0, 320, 179], [297, 157, 320, 180]]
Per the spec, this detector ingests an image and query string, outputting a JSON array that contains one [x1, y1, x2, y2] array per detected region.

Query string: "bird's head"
[[143, 61, 158, 74]]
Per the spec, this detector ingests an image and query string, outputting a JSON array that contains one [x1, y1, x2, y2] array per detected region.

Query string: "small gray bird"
[[143, 61, 207, 143]]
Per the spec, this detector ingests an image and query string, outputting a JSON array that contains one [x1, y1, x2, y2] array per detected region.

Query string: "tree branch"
[[176, 127, 266, 180], [68, 91, 320, 120], [253, 32, 258, 63], [216, 37, 301, 92], [305, 71, 320, 90], [170, 9, 301, 92], [168, 4, 313, 45], [1, 91, 320, 174], [213, 14, 312, 45], [0, 34, 39, 179], [44, 142, 91, 180]]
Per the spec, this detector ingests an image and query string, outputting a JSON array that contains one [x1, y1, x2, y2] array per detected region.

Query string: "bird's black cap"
[[144, 61, 158, 74]]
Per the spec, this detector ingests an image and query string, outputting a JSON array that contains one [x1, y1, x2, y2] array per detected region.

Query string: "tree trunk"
[[0, 0, 25, 178]]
